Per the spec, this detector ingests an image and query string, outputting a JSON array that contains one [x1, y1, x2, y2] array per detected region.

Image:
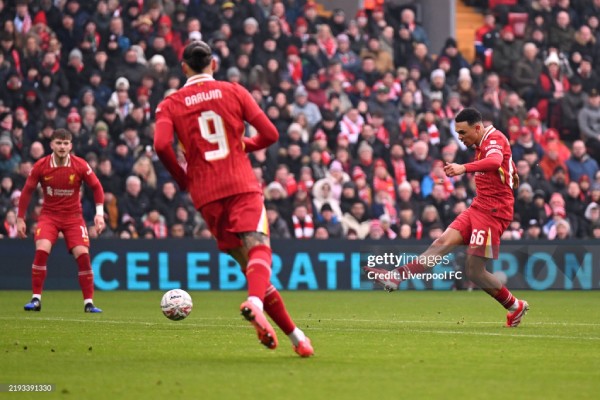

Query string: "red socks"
[[76, 253, 94, 300], [32, 250, 49, 295], [264, 285, 296, 335], [493, 286, 517, 310], [396, 261, 427, 277], [245, 245, 272, 301]]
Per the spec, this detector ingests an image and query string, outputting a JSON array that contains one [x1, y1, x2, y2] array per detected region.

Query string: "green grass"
[[1, 291, 599, 400]]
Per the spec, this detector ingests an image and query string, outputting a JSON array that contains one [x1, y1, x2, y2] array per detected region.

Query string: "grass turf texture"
[[1, 291, 599, 400]]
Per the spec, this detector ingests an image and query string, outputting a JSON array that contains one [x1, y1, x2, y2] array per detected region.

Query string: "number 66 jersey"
[[154, 74, 275, 209]]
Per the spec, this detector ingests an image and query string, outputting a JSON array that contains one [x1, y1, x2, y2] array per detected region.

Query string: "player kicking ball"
[[154, 40, 313, 356], [17, 129, 105, 313], [364, 108, 529, 327]]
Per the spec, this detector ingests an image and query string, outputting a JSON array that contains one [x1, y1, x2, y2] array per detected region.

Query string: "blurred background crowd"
[[1, 0, 600, 242]]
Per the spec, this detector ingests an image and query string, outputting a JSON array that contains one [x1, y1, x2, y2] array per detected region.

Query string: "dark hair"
[[455, 107, 482, 125], [182, 41, 212, 73], [51, 128, 72, 141]]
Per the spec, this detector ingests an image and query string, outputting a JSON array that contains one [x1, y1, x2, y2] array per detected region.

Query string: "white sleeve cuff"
[[96, 204, 104, 217]]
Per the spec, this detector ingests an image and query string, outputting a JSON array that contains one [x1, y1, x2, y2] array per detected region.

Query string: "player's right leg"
[[25, 219, 58, 311], [231, 241, 313, 357], [201, 195, 280, 350], [464, 254, 529, 327], [364, 228, 464, 291]]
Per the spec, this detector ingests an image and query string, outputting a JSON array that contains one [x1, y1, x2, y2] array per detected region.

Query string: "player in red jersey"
[[154, 40, 313, 356], [364, 108, 529, 327], [17, 129, 105, 313]]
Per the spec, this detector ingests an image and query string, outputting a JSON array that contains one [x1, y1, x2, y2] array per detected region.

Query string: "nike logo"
[[469, 245, 479, 249], [44, 176, 53, 181]]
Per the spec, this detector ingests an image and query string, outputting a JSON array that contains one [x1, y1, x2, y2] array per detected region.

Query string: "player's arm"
[[243, 112, 279, 152], [444, 150, 503, 177], [16, 165, 41, 238], [238, 85, 279, 152], [154, 101, 188, 190], [82, 163, 106, 234]]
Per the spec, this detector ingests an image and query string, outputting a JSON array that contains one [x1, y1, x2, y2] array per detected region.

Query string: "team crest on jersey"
[[69, 174, 76, 185]]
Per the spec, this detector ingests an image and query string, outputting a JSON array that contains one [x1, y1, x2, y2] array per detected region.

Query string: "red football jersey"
[[155, 74, 264, 208], [470, 125, 516, 221], [18, 154, 102, 219]]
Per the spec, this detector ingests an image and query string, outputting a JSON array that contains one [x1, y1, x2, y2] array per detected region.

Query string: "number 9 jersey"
[[155, 74, 267, 209]]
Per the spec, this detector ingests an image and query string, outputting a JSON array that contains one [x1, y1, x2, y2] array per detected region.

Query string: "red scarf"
[[426, 122, 440, 145], [429, 172, 454, 198], [415, 220, 423, 239], [288, 59, 303, 85], [373, 175, 396, 200], [143, 219, 168, 238], [3, 221, 18, 238], [391, 158, 406, 184], [292, 215, 314, 239], [358, 186, 372, 206], [399, 119, 418, 138], [318, 37, 337, 58], [374, 125, 389, 146]]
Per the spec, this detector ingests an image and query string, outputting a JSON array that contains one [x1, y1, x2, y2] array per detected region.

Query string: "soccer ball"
[[161, 289, 193, 321]]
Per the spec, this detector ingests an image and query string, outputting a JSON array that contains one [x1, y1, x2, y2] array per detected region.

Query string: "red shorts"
[[448, 206, 510, 259], [35, 214, 90, 251], [200, 192, 269, 251]]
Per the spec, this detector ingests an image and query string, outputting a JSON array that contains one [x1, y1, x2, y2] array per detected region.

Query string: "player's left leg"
[[364, 227, 464, 291], [464, 254, 529, 327], [65, 218, 101, 313], [71, 245, 101, 313]]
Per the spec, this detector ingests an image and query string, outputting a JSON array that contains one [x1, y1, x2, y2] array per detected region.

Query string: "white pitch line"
[[314, 318, 600, 327], [2, 316, 600, 342]]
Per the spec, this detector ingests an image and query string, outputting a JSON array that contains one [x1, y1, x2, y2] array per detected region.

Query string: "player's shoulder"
[[484, 127, 510, 145], [156, 93, 174, 114], [70, 154, 93, 172], [70, 154, 87, 165]]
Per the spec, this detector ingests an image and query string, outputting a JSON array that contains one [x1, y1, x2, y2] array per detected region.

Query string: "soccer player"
[[17, 129, 105, 313], [154, 40, 314, 357], [364, 108, 529, 327]]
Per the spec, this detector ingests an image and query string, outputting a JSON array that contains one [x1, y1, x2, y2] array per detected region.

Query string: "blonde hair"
[[132, 156, 157, 189]]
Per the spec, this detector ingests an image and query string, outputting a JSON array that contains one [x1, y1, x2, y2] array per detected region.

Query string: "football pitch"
[[1, 291, 599, 400]]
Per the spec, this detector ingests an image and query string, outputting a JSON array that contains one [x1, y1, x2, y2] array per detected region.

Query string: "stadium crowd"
[[1, 0, 600, 241]]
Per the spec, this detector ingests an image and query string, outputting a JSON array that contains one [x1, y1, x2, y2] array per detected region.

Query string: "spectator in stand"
[[492, 26, 523, 84], [548, 10, 575, 55], [578, 87, 600, 162], [316, 202, 343, 238], [474, 11, 498, 63], [537, 52, 570, 128], [560, 75, 586, 143], [566, 140, 599, 182], [266, 203, 291, 239], [341, 200, 370, 239], [513, 43, 544, 109], [400, 7, 428, 47], [116, 174, 149, 230], [575, 56, 598, 93], [291, 85, 321, 130]]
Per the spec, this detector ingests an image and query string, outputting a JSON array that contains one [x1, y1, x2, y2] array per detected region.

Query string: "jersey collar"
[[184, 74, 215, 87], [50, 153, 71, 168], [477, 125, 496, 147]]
